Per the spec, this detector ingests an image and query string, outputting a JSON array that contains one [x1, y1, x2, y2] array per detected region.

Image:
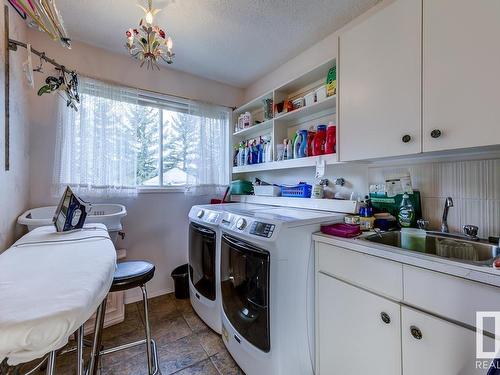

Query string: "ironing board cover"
[[0, 224, 116, 365]]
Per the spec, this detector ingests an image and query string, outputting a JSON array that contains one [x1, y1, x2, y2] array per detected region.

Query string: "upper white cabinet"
[[423, 0, 500, 152], [339, 0, 422, 161]]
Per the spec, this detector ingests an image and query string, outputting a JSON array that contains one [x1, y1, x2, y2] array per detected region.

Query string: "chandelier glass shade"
[[125, 0, 175, 69]]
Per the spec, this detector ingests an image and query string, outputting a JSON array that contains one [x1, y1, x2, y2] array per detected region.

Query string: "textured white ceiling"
[[56, 0, 378, 87]]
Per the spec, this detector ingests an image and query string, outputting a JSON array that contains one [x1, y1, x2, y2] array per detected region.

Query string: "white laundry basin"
[[18, 204, 127, 243]]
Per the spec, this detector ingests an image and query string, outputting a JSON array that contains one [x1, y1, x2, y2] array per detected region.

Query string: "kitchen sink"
[[362, 230, 500, 267]]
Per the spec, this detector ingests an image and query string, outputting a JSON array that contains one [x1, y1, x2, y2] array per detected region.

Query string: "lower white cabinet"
[[317, 273, 401, 375], [402, 306, 492, 375]]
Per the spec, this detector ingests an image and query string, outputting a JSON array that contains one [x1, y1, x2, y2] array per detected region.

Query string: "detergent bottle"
[[293, 131, 301, 159], [312, 125, 327, 156], [298, 130, 308, 158], [325, 121, 336, 154]]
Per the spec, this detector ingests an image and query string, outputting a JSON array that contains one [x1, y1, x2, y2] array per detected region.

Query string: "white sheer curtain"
[[184, 102, 231, 196], [53, 77, 139, 197]]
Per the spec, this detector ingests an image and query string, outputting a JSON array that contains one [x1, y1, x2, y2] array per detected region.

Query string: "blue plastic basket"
[[280, 183, 312, 198]]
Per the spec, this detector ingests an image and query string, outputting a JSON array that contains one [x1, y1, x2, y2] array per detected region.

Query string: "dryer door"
[[189, 223, 216, 301], [221, 233, 270, 352]]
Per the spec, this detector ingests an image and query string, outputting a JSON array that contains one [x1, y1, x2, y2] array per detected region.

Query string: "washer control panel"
[[250, 221, 275, 238]]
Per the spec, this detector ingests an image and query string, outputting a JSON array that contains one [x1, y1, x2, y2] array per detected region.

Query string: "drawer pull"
[[380, 312, 391, 324], [410, 326, 422, 340]]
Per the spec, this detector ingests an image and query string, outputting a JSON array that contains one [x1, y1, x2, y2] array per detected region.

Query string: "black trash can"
[[171, 264, 189, 299]]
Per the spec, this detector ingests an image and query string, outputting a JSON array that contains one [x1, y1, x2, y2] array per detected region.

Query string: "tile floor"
[[15, 293, 244, 375]]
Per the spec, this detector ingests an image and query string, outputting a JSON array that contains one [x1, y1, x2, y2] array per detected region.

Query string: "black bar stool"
[[87, 260, 159, 375]]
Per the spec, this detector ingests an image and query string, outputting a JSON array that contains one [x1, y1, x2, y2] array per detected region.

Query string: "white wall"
[[27, 30, 244, 301], [0, 5, 30, 251]]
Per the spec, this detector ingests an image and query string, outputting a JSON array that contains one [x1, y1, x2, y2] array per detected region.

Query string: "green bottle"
[[398, 193, 415, 228]]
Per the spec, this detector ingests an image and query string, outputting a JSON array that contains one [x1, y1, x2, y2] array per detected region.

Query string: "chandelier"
[[125, 0, 175, 69]]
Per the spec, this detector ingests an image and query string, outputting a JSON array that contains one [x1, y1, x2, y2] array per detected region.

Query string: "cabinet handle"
[[410, 326, 423, 340], [430, 129, 442, 139], [380, 312, 391, 324], [402, 135, 412, 143]]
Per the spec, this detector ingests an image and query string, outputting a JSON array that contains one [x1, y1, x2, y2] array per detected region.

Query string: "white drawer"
[[404, 265, 500, 328], [316, 242, 403, 300]]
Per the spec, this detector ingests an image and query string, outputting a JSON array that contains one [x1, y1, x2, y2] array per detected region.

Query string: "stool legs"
[[45, 351, 56, 375], [87, 297, 107, 375], [141, 285, 153, 375], [76, 325, 84, 375]]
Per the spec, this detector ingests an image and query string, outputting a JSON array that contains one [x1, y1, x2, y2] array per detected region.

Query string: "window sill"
[[138, 187, 186, 194]]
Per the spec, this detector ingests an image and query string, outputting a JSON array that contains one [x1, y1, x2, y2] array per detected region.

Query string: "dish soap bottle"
[[398, 193, 415, 228]]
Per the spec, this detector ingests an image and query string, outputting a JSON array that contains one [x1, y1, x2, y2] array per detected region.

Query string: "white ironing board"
[[0, 224, 116, 366]]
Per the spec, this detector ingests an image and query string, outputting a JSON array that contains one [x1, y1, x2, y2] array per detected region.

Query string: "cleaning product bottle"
[[312, 125, 327, 156], [298, 130, 308, 157], [398, 193, 415, 228], [265, 140, 273, 162], [293, 130, 301, 159], [286, 139, 292, 160], [306, 130, 315, 157], [325, 121, 336, 154], [244, 142, 249, 165]]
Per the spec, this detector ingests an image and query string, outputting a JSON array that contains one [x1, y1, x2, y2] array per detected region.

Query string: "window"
[[54, 77, 230, 196]]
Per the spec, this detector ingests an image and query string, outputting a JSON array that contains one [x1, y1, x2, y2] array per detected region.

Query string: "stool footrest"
[[99, 339, 160, 375]]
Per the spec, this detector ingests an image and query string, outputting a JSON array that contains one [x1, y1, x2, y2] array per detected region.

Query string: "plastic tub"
[[304, 92, 316, 106], [315, 85, 327, 102], [230, 180, 253, 195], [280, 183, 312, 198], [254, 185, 281, 197], [171, 264, 190, 299]]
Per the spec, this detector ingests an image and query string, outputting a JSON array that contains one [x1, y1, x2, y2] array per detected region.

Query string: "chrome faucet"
[[441, 197, 454, 233]]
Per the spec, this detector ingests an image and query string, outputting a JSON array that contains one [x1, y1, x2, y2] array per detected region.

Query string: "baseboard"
[[124, 287, 174, 304]]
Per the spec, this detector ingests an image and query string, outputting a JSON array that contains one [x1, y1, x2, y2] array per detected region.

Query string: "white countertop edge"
[[313, 232, 500, 288]]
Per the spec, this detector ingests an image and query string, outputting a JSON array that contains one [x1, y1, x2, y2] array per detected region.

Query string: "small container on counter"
[[344, 215, 361, 225]]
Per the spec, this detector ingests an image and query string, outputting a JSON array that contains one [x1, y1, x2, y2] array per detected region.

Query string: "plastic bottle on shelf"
[[244, 142, 249, 165], [312, 125, 327, 156], [306, 130, 315, 157], [286, 139, 293, 160], [293, 131, 301, 159], [325, 121, 336, 154], [298, 130, 308, 157]]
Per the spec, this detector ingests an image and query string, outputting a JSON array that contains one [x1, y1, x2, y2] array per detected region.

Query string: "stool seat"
[[110, 261, 155, 292]]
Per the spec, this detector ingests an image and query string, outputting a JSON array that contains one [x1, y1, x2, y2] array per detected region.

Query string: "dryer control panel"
[[250, 222, 275, 238]]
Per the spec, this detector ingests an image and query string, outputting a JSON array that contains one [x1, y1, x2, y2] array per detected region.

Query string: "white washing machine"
[[219, 207, 345, 375], [187, 203, 269, 334]]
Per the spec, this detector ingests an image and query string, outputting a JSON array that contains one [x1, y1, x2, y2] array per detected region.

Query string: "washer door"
[[189, 223, 216, 301], [221, 233, 270, 352]]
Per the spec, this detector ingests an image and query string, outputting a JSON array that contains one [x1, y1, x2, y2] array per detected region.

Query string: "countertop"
[[313, 231, 500, 288]]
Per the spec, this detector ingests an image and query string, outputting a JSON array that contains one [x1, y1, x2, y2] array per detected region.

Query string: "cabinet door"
[[317, 273, 401, 375], [339, 0, 421, 161], [423, 0, 500, 152], [402, 306, 494, 375]]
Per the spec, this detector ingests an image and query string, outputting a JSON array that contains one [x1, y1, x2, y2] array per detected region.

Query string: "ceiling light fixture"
[[125, 0, 175, 70]]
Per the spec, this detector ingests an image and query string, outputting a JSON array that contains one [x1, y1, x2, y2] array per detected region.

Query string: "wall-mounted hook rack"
[[3, 5, 78, 171]]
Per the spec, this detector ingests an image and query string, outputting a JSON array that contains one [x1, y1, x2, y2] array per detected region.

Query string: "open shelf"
[[233, 119, 273, 138], [234, 91, 273, 116], [232, 153, 338, 173], [274, 95, 336, 124], [231, 195, 358, 214], [275, 59, 336, 95]]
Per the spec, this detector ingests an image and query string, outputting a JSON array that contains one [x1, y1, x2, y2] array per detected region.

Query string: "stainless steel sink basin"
[[362, 230, 500, 266]]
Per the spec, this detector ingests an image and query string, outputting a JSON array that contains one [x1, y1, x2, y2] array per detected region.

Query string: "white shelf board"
[[233, 119, 273, 138], [275, 58, 336, 95], [274, 95, 336, 124], [234, 91, 273, 116], [230, 195, 358, 214], [232, 154, 338, 173]]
